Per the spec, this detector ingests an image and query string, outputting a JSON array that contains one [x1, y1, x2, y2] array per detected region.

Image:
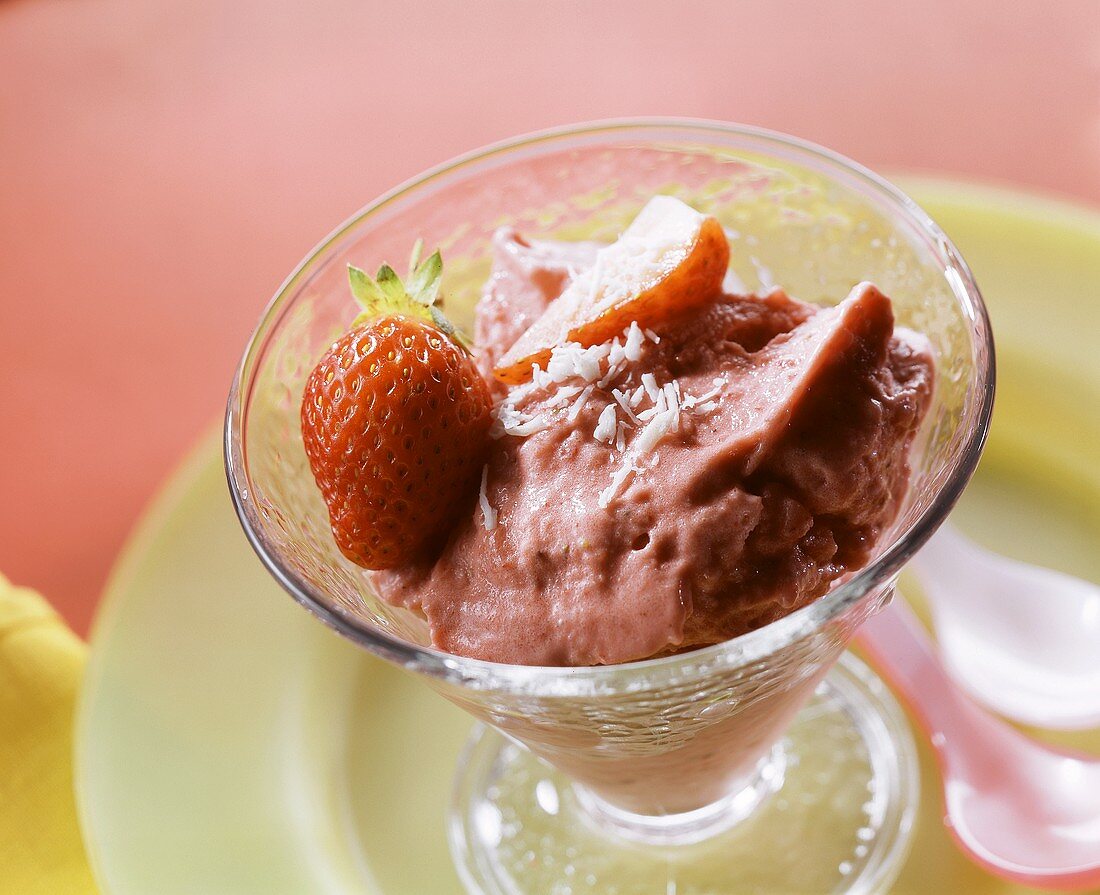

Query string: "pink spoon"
[[856, 597, 1100, 891]]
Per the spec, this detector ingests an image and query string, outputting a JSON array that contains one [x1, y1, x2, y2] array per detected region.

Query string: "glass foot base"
[[449, 652, 918, 895]]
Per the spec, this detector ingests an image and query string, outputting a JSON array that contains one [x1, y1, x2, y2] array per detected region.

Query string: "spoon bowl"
[[914, 523, 1100, 729], [858, 596, 1100, 890]]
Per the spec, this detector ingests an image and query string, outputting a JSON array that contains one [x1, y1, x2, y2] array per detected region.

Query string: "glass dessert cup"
[[226, 121, 993, 894]]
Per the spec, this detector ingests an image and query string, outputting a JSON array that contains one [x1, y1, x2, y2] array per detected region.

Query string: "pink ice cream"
[[373, 229, 934, 667]]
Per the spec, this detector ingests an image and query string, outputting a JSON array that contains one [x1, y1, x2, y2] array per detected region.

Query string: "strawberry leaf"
[[429, 305, 456, 336], [375, 264, 407, 303], [407, 250, 443, 306], [407, 238, 424, 273], [348, 264, 389, 309]]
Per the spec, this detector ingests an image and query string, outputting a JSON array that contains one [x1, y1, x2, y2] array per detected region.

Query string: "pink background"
[[2, 1, 1099, 635]]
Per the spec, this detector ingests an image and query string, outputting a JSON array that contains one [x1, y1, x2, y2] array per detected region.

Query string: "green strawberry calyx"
[[347, 240, 461, 341]]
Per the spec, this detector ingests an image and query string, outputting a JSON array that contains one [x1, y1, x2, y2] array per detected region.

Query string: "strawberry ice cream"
[[373, 207, 934, 667]]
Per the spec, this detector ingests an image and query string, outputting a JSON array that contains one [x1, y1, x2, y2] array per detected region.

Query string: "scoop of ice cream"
[[373, 233, 934, 666]]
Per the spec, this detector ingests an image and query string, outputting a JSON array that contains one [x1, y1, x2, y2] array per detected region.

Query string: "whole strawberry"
[[301, 245, 492, 569]]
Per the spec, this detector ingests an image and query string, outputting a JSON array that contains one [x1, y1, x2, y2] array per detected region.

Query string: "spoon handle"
[[854, 596, 988, 766]]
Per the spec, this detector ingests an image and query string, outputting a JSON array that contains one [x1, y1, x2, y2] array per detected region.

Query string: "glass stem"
[[570, 743, 787, 847]]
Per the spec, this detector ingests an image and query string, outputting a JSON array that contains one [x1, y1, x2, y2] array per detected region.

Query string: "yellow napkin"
[[0, 574, 98, 894]]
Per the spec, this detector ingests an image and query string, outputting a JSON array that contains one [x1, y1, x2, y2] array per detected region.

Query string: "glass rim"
[[224, 117, 995, 694]]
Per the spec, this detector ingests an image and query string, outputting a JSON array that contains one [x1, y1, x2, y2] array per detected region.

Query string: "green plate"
[[76, 180, 1100, 894]]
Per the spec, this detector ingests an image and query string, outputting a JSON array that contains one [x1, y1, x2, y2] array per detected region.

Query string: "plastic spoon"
[[913, 523, 1100, 729], [857, 597, 1100, 891]]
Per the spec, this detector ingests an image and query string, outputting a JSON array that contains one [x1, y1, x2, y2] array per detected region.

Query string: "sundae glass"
[[225, 121, 993, 894]]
